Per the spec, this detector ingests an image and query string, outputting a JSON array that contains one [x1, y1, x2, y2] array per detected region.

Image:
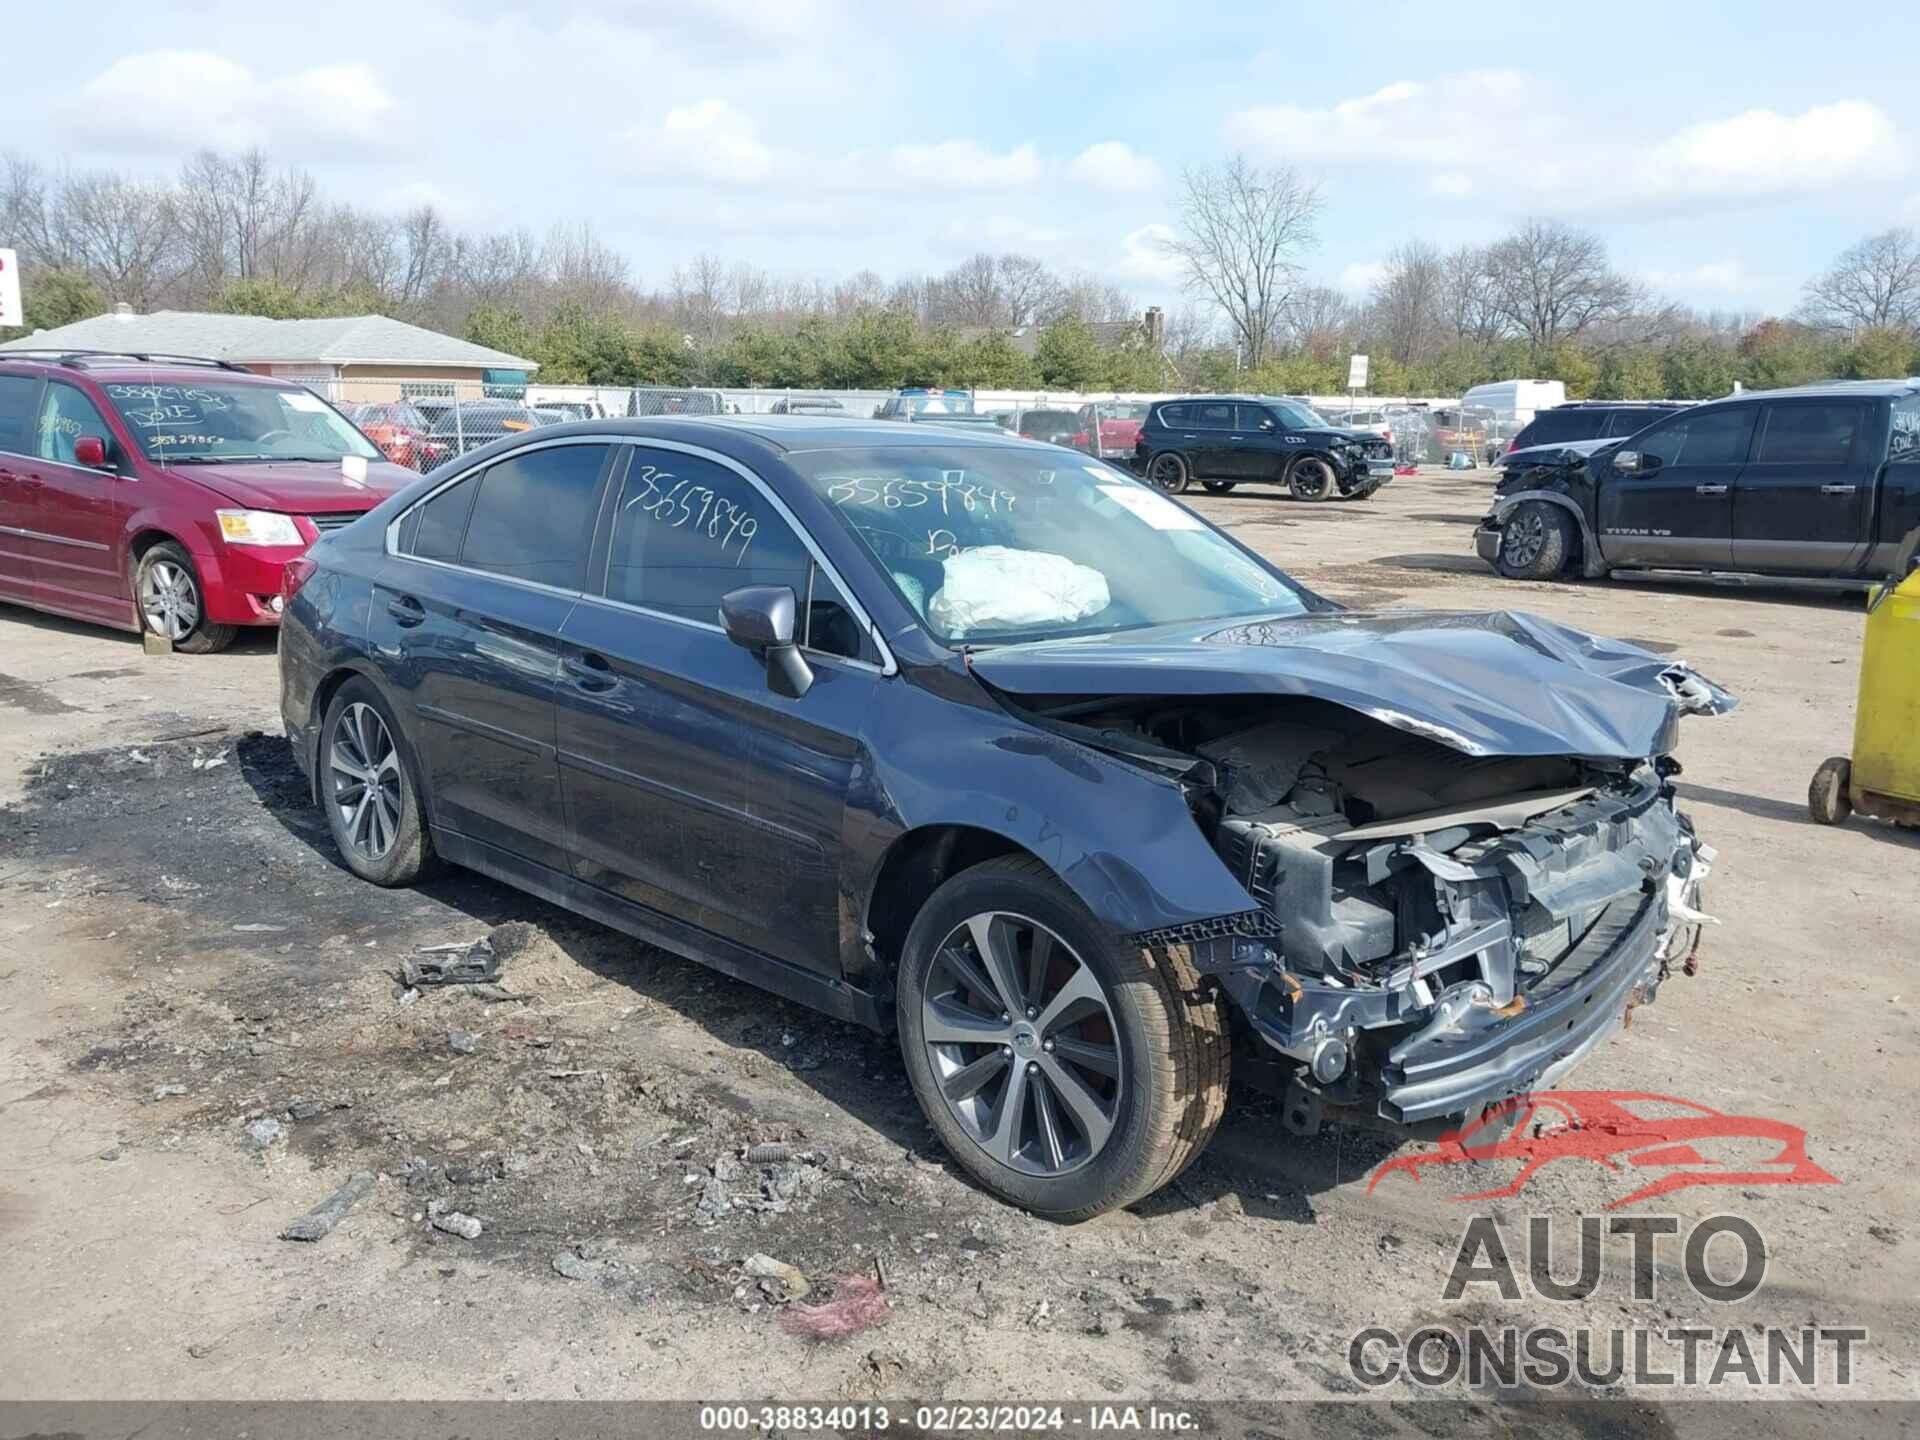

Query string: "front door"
[[1596, 404, 1756, 567], [23, 380, 131, 626], [371, 439, 614, 875], [1733, 399, 1873, 572], [556, 443, 881, 975]]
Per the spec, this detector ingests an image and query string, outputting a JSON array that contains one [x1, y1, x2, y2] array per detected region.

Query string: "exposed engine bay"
[[1015, 690, 1718, 1135]]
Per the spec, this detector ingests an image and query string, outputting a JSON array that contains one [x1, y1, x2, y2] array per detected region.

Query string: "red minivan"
[[0, 352, 417, 652]]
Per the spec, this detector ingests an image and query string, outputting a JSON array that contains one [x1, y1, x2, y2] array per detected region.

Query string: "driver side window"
[[35, 382, 114, 465], [1634, 407, 1754, 470]]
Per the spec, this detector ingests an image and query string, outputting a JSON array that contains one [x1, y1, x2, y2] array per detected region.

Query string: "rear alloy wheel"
[[1147, 453, 1190, 495], [1493, 500, 1573, 580], [321, 678, 434, 886], [1288, 456, 1335, 501], [1201, 481, 1237, 494], [135, 542, 236, 654], [897, 856, 1228, 1219]]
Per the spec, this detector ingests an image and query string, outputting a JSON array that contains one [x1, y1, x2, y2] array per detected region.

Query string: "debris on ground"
[[743, 1252, 811, 1301], [243, 1117, 284, 1150], [152, 1083, 188, 1100], [402, 939, 500, 987], [448, 1029, 480, 1055], [744, 1142, 794, 1164], [781, 1275, 889, 1339], [286, 1095, 350, 1121], [428, 1204, 483, 1240], [280, 1171, 376, 1242]]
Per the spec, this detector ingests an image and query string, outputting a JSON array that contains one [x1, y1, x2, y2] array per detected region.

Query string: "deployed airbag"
[[928, 546, 1110, 638]]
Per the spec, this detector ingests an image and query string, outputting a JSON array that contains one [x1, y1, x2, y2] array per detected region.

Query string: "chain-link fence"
[[315, 377, 1476, 475]]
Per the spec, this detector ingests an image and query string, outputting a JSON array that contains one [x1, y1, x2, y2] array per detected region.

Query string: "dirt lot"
[[2, 466, 1915, 1427]]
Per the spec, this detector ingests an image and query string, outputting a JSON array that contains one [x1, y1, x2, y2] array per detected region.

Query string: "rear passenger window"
[[0, 374, 36, 455], [1526, 409, 1603, 444], [605, 448, 869, 660], [1755, 404, 1862, 465], [1891, 398, 1920, 460], [408, 476, 478, 562], [1192, 403, 1235, 429], [455, 443, 609, 588]]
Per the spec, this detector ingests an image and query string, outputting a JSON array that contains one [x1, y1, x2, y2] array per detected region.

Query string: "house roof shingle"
[[0, 310, 538, 372]]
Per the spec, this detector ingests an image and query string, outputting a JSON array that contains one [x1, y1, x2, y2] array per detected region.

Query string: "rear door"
[[1595, 404, 1755, 567], [372, 438, 615, 874], [1185, 401, 1239, 479], [1732, 399, 1872, 572], [0, 372, 43, 609], [556, 442, 884, 975], [22, 380, 131, 626]]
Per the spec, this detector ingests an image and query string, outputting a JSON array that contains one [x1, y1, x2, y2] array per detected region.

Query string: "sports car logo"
[[1367, 1092, 1838, 1209]]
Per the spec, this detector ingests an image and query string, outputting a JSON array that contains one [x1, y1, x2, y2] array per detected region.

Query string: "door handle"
[[386, 594, 425, 626], [1693, 484, 1729, 496], [562, 651, 617, 692], [1819, 484, 1858, 495]]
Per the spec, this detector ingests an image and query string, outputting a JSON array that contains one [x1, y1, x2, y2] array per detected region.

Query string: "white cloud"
[[622, 99, 775, 184], [1068, 142, 1162, 193], [881, 140, 1042, 189], [1223, 75, 1903, 212], [67, 50, 396, 152], [1337, 261, 1388, 294], [1115, 223, 1183, 285], [936, 215, 1068, 254]]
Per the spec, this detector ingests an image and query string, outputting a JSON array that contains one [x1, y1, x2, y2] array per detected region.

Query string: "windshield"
[[789, 446, 1311, 644], [904, 394, 975, 415], [104, 381, 378, 462]]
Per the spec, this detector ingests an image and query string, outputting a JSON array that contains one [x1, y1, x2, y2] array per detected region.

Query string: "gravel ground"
[[0, 466, 1914, 1428]]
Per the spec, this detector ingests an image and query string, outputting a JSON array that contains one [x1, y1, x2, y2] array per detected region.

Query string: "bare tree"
[[1483, 219, 1638, 353], [1438, 245, 1503, 346], [996, 254, 1060, 329], [928, 253, 1005, 328], [61, 173, 181, 310], [1279, 284, 1352, 357], [1369, 239, 1445, 364], [1800, 228, 1920, 333], [1160, 155, 1320, 367], [671, 252, 729, 343]]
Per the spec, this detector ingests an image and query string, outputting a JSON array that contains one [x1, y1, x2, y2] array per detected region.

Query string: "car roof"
[[1544, 399, 1688, 410], [1728, 379, 1920, 401], [504, 414, 1067, 458], [0, 352, 292, 386]]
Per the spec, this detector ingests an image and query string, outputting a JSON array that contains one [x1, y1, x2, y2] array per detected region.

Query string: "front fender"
[[1488, 489, 1609, 578], [850, 668, 1259, 944]]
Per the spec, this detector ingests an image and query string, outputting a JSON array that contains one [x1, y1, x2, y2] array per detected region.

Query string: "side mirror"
[[73, 435, 110, 469], [721, 585, 814, 698], [1614, 450, 1641, 473]]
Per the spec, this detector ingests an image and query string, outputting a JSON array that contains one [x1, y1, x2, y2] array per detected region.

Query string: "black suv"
[[1477, 382, 1920, 586], [1133, 396, 1394, 500], [1502, 401, 1690, 462]]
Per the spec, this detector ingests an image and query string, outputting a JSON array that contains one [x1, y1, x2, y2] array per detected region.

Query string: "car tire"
[[134, 542, 237, 654], [1146, 453, 1190, 495], [1201, 481, 1237, 494], [319, 677, 436, 886], [1808, 757, 1853, 826], [895, 855, 1229, 1220], [1493, 501, 1573, 580], [1287, 457, 1335, 501]]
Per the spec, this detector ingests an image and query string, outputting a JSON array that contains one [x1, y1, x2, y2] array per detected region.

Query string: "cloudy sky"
[[18, 0, 1918, 316]]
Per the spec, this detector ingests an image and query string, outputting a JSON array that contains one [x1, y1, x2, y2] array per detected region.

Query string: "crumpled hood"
[[154, 458, 417, 512], [970, 609, 1736, 760], [1500, 436, 1616, 468]]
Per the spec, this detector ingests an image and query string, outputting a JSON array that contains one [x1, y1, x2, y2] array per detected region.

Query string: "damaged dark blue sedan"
[[278, 417, 1731, 1219]]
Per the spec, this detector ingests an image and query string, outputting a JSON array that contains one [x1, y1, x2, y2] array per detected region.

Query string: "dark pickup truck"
[[1476, 380, 1920, 588]]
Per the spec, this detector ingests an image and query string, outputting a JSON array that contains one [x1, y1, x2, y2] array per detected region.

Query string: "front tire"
[[1146, 452, 1190, 495], [1493, 501, 1574, 579], [320, 678, 434, 885], [135, 542, 236, 654], [1287, 456, 1335, 501], [896, 856, 1228, 1220]]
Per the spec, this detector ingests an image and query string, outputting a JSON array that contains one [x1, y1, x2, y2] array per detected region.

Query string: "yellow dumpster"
[[1810, 561, 1920, 827]]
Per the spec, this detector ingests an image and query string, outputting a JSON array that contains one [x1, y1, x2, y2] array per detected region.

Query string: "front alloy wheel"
[[140, 557, 199, 642], [1288, 457, 1335, 501], [922, 912, 1121, 1176]]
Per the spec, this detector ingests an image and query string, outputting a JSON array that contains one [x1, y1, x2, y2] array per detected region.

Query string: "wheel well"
[[863, 825, 1039, 976], [127, 528, 182, 573], [303, 668, 362, 802]]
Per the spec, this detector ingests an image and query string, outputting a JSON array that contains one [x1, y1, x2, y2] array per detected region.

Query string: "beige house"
[[0, 308, 537, 400]]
